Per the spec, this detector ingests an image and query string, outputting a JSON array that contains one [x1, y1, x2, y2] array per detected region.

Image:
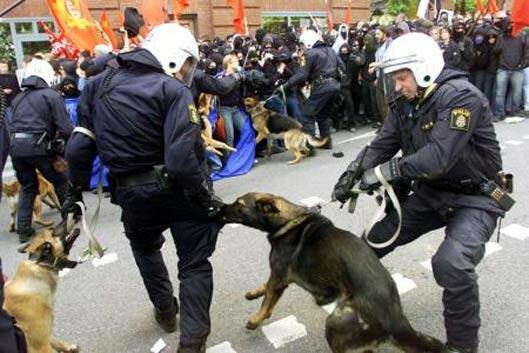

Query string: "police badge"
[[450, 108, 471, 132]]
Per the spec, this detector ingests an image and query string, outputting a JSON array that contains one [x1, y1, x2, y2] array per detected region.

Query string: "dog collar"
[[269, 213, 317, 239], [29, 254, 78, 272]]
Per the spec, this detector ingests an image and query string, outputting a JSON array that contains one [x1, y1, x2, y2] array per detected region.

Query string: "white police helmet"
[[380, 32, 444, 88], [299, 29, 321, 49], [24, 58, 55, 87], [142, 23, 199, 86]]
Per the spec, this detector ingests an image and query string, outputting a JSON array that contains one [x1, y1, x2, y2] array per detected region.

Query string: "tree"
[[385, 0, 416, 16], [454, 0, 476, 14], [0, 24, 16, 66]]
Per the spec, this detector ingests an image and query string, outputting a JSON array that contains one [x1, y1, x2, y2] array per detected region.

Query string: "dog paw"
[[245, 320, 261, 330], [245, 291, 260, 300], [65, 344, 79, 353]]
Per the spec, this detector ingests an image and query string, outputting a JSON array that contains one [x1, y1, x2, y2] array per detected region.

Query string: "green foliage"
[[385, 0, 416, 16], [0, 24, 16, 65], [454, 0, 476, 14]]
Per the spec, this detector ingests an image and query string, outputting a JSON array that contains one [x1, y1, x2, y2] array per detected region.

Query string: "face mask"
[[207, 67, 217, 75], [474, 34, 484, 45]]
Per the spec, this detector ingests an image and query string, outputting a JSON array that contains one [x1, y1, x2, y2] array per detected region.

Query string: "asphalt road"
[[1, 118, 529, 353]]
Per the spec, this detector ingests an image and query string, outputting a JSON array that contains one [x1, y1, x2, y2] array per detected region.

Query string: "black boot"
[[154, 297, 179, 333], [441, 344, 478, 353], [17, 227, 35, 244], [319, 136, 333, 150], [177, 342, 206, 353]]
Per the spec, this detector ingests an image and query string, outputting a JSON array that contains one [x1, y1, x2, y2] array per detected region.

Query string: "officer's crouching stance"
[[333, 33, 513, 353], [64, 24, 223, 353]]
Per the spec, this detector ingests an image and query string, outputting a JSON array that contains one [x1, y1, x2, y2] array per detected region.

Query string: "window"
[[38, 21, 55, 33], [262, 13, 328, 34], [15, 22, 33, 34], [262, 16, 288, 34]]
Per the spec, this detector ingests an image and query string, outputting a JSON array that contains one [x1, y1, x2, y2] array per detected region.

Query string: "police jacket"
[[66, 49, 209, 195], [10, 76, 72, 138], [354, 68, 504, 215], [286, 42, 345, 91]]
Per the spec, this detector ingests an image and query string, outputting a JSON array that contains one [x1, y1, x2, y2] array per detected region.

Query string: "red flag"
[[512, 0, 529, 35], [475, 0, 485, 14], [487, 0, 499, 14], [140, 0, 167, 35], [325, 0, 334, 30], [100, 11, 118, 50], [345, 0, 352, 24], [226, 0, 246, 34], [173, 0, 189, 19], [45, 0, 104, 53], [38, 20, 79, 59]]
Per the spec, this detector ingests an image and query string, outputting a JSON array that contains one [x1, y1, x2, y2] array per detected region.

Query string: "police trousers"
[[12, 156, 68, 231], [114, 183, 222, 346], [366, 194, 498, 348]]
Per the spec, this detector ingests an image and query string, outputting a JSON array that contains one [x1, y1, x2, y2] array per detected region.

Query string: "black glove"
[[188, 186, 224, 218], [332, 161, 364, 204], [359, 158, 402, 192], [61, 184, 84, 220]]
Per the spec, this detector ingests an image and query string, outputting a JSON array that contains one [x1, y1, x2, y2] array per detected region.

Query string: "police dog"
[[244, 97, 328, 164], [3, 223, 81, 353], [2, 173, 61, 232], [198, 93, 236, 156], [219, 193, 444, 353]]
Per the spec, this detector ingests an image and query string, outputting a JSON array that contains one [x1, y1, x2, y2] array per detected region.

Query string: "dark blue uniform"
[[66, 49, 222, 350], [356, 68, 503, 350], [285, 42, 345, 141], [9, 76, 73, 241]]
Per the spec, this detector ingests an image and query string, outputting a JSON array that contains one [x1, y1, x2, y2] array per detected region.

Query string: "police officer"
[[279, 29, 345, 148], [64, 24, 222, 353], [332, 33, 508, 353], [9, 58, 73, 243]]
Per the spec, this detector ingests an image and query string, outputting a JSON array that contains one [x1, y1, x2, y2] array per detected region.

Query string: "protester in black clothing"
[[0, 61, 21, 123], [470, 27, 496, 104]]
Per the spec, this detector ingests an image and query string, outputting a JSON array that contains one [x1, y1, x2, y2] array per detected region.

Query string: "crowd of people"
[[0, 6, 526, 353]]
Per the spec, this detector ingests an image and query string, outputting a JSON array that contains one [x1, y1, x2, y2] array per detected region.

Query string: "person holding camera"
[[8, 58, 72, 243]]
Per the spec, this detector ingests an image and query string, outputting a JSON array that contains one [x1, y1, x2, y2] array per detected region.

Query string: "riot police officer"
[[279, 29, 345, 148], [332, 33, 510, 353], [64, 24, 222, 353], [9, 58, 73, 243]]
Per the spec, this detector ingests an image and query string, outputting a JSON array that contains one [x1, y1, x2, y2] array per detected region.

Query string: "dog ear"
[[256, 198, 280, 215]]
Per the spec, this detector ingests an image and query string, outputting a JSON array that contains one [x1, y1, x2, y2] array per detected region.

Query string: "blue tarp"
[[65, 98, 109, 189], [208, 107, 255, 181]]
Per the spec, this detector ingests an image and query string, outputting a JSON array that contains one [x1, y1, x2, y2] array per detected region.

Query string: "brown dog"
[[198, 93, 237, 156], [245, 97, 328, 164], [3, 223, 81, 353], [219, 193, 444, 353], [2, 173, 61, 232]]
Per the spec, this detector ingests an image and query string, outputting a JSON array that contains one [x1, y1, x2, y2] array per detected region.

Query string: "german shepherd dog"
[[3, 223, 81, 353], [219, 193, 444, 353], [2, 173, 62, 232], [244, 97, 328, 164]]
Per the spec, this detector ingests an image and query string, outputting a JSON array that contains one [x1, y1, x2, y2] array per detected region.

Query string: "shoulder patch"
[[188, 104, 200, 125], [450, 108, 471, 132]]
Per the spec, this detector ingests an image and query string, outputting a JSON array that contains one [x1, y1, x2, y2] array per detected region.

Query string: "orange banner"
[[345, 0, 352, 24], [476, 0, 485, 14], [512, 0, 529, 35], [45, 0, 104, 53], [227, 0, 246, 34], [487, 0, 499, 14], [173, 0, 190, 19], [140, 0, 167, 28], [100, 11, 118, 50]]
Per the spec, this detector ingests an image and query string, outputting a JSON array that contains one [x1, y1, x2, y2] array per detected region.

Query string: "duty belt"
[[114, 170, 158, 187]]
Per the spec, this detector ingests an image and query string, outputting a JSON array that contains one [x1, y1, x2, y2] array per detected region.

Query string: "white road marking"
[[504, 140, 524, 146], [420, 260, 432, 271], [501, 224, 529, 240], [504, 117, 525, 124], [228, 223, 241, 229], [300, 196, 325, 207], [206, 342, 237, 353], [150, 338, 166, 353], [335, 131, 377, 146], [261, 315, 307, 349], [485, 242, 502, 258], [322, 302, 337, 314], [92, 252, 118, 267], [523, 135, 529, 140], [391, 273, 417, 295]]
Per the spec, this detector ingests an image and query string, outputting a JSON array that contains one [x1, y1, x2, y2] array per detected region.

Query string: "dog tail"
[[391, 319, 444, 353], [306, 135, 328, 148]]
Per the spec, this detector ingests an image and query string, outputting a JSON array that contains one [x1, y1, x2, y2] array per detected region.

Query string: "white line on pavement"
[[504, 140, 524, 146], [420, 260, 432, 271], [335, 131, 377, 146], [261, 315, 307, 349], [504, 117, 525, 124], [523, 135, 529, 140], [206, 342, 237, 353], [92, 252, 118, 267], [228, 223, 241, 229], [150, 338, 166, 353], [300, 196, 325, 207], [501, 224, 529, 240], [391, 273, 417, 295], [484, 242, 502, 257]]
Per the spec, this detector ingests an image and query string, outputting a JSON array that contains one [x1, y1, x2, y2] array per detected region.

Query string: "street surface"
[[1, 118, 529, 353]]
